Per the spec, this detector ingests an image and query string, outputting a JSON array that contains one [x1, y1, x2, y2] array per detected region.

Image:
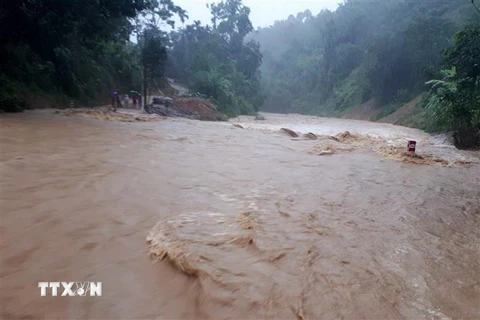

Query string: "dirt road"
[[1, 110, 479, 319]]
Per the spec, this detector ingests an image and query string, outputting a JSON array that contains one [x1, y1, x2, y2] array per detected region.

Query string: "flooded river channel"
[[1, 110, 479, 319]]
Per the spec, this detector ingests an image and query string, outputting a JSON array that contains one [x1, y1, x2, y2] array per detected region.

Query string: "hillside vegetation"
[[0, 0, 263, 118], [165, 0, 264, 116], [251, 0, 479, 147], [254, 0, 471, 113], [0, 0, 178, 111]]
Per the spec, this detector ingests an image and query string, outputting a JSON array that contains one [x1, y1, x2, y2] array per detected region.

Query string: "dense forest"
[[0, 0, 479, 147], [252, 0, 479, 147], [253, 0, 476, 114], [0, 0, 187, 110], [165, 0, 264, 116], [0, 0, 263, 116]]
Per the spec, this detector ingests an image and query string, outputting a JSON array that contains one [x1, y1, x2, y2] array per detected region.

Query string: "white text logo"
[[38, 282, 102, 296]]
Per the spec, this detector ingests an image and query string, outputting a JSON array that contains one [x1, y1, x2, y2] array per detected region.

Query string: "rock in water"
[[280, 128, 299, 138], [303, 133, 318, 140]]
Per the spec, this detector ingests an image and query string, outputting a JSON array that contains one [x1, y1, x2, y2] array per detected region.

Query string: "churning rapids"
[[1, 110, 479, 319]]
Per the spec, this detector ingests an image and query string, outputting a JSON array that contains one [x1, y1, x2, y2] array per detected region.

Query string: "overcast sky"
[[172, 0, 341, 29]]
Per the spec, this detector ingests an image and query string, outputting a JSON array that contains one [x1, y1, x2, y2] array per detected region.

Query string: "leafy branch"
[[472, 0, 480, 14]]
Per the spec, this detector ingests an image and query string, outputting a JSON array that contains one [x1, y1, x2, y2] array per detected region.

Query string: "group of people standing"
[[110, 90, 142, 111]]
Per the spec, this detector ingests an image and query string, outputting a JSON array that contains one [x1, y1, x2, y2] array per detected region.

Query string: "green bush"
[[0, 77, 27, 112], [425, 24, 480, 149]]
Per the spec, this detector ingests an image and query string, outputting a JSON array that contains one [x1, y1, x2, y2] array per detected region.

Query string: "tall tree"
[[166, 0, 263, 116], [140, 26, 168, 107], [210, 0, 253, 46], [426, 24, 480, 149]]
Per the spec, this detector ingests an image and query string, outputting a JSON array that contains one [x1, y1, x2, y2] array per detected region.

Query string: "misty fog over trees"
[[0, 0, 478, 147], [165, 1, 264, 116], [254, 0, 475, 114], [251, 0, 479, 147]]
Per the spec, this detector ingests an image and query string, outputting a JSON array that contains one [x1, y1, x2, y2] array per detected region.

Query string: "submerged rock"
[[280, 128, 299, 138], [303, 132, 318, 140]]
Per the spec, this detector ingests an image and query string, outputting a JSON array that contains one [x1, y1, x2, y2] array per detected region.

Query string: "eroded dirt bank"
[[2, 111, 479, 319]]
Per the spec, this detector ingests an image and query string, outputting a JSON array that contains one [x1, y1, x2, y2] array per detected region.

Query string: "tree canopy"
[[166, 0, 263, 116], [426, 24, 480, 149], [252, 0, 476, 115], [0, 0, 183, 110]]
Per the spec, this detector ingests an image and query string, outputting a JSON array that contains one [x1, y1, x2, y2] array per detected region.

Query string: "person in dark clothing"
[[110, 91, 122, 111]]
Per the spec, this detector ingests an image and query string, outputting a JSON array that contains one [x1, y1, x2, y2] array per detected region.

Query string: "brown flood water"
[[1, 110, 479, 319]]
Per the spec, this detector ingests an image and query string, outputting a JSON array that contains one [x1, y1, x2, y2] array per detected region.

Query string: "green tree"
[[0, 0, 186, 111], [252, 0, 474, 115], [426, 24, 480, 149], [141, 26, 168, 107], [210, 0, 253, 47], [166, 0, 263, 116]]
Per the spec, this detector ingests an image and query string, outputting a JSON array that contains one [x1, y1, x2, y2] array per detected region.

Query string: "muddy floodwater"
[[1, 110, 479, 319]]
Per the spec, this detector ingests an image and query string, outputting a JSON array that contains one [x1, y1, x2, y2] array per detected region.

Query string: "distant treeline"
[[253, 0, 475, 114], [251, 0, 479, 147], [165, 0, 264, 116]]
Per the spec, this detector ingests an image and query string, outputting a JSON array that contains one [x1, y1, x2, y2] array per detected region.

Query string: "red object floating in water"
[[407, 140, 416, 153]]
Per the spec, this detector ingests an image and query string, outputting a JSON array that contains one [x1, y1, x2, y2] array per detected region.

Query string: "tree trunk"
[[143, 67, 148, 109], [143, 29, 148, 109]]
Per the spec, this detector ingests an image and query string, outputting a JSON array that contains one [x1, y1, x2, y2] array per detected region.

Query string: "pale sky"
[[172, 0, 341, 29]]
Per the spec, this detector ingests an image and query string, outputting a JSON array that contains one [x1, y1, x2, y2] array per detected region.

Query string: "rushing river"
[[1, 110, 479, 319]]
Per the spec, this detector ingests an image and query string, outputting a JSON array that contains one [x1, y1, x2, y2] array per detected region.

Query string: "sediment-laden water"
[[2, 110, 479, 319]]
